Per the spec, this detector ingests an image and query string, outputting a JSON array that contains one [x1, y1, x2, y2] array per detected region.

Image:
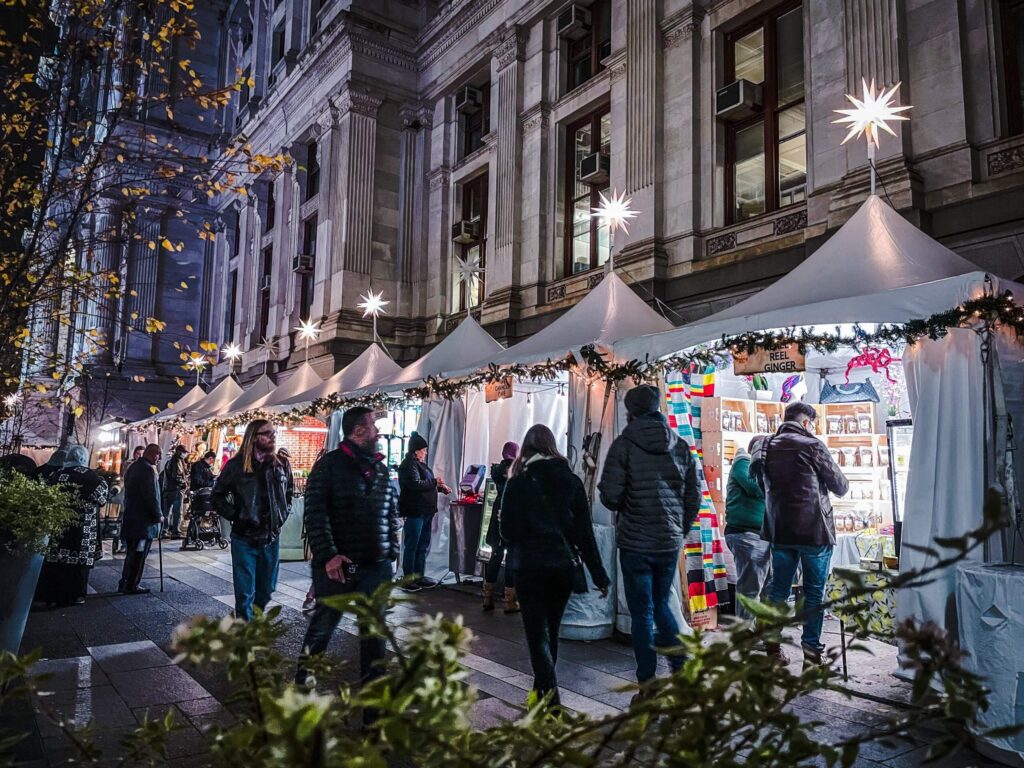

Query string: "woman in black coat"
[[500, 424, 609, 707], [397, 433, 450, 590], [482, 441, 519, 612]]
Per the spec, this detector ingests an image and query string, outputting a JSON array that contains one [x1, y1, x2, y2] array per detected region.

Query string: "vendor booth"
[[424, 273, 675, 639], [126, 384, 207, 450], [613, 195, 1024, 764]]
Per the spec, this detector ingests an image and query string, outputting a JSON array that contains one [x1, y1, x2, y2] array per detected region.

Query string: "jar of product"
[[841, 447, 858, 467], [878, 450, 890, 467], [757, 414, 768, 434], [827, 416, 842, 435], [845, 415, 859, 434], [829, 448, 842, 465]]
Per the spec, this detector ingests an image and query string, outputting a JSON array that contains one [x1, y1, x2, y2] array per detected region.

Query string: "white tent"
[[616, 196, 991, 361], [258, 362, 324, 411], [184, 377, 245, 423], [129, 384, 207, 429], [612, 197, 1024, 744], [276, 344, 402, 408], [418, 273, 675, 639], [211, 374, 276, 420], [348, 316, 503, 397]]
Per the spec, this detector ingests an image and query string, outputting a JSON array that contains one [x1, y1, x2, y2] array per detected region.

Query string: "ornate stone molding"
[[988, 145, 1024, 177], [520, 102, 551, 133], [417, 107, 435, 130], [774, 210, 808, 236], [546, 284, 566, 302], [587, 273, 604, 290], [661, 7, 704, 50], [604, 51, 626, 82], [420, 0, 504, 68], [400, 104, 423, 129], [494, 25, 526, 70], [706, 232, 737, 256], [332, 85, 385, 119], [313, 109, 335, 138], [427, 167, 451, 191], [349, 25, 417, 72]]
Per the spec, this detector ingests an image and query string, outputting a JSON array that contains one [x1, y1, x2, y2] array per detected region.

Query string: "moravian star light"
[[833, 79, 912, 148], [357, 289, 389, 319], [455, 253, 485, 287], [295, 318, 321, 343], [591, 189, 639, 236], [221, 343, 243, 362]]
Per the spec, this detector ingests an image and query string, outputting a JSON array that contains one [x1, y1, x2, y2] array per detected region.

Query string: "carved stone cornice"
[[331, 85, 385, 119], [661, 7, 704, 50], [349, 24, 417, 72], [417, 106, 434, 130], [494, 25, 526, 70], [427, 166, 451, 191], [400, 104, 432, 131], [419, 0, 504, 68], [603, 51, 627, 82], [520, 102, 551, 133], [313, 108, 335, 137]]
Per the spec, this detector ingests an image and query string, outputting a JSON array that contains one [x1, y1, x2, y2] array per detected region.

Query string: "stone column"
[[485, 26, 526, 321], [623, 0, 662, 246], [424, 98, 452, 323], [326, 84, 384, 313]]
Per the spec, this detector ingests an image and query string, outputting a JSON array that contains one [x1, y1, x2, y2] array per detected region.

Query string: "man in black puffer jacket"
[[598, 385, 700, 684], [297, 406, 399, 696]]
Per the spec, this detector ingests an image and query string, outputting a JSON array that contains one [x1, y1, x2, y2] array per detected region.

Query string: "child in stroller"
[[182, 487, 228, 550]]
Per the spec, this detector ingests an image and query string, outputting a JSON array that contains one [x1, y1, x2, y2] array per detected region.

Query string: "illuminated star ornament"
[[455, 255, 485, 316], [358, 289, 389, 342], [222, 343, 243, 362], [186, 353, 208, 384], [591, 189, 639, 236], [3, 392, 21, 409], [257, 336, 279, 375], [294, 318, 321, 363], [833, 79, 912, 147]]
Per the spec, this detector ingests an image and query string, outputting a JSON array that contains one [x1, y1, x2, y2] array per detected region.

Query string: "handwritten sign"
[[485, 377, 514, 403], [733, 344, 806, 375]]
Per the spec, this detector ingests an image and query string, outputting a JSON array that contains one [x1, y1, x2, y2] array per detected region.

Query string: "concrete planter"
[[0, 540, 46, 655]]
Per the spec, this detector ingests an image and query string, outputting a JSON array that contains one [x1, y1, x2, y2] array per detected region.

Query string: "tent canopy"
[[277, 344, 402, 407], [184, 377, 244, 423], [615, 196, 990, 361], [348, 316, 503, 398], [260, 362, 324, 410], [129, 384, 206, 428], [215, 374, 277, 420], [445, 272, 673, 378]]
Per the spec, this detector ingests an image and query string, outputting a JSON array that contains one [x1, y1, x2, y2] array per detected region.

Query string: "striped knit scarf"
[[666, 367, 729, 613]]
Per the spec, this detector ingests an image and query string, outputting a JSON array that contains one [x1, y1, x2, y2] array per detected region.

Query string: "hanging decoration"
[[358, 289, 389, 342], [845, 346, 900, 383], [222, 343, 243, 376], [591, 189, 638, 236], [257, 336, 278, 376], [295, 318, 321, 364], [185, 353, 208, 385], [454, 255, 485, 317]]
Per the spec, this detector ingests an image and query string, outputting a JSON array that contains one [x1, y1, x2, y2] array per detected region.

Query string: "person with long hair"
[[212, 419, 293, 621], [500, 424, 609, 707]]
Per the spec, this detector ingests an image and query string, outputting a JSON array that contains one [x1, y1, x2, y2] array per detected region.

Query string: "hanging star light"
[[358, 289, 389, 342], [833, 79, 912, 195], [455, 255, 485, 317], [222, 342, 243, 376], [591, 189, 639, 236], [294, 318, 321, 363]]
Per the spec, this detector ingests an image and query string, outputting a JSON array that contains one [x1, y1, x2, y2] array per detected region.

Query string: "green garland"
[[130, 291, 1024, 431]]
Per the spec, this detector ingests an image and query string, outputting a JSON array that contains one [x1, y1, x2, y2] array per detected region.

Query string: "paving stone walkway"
[[1, 547, 1005, 767]]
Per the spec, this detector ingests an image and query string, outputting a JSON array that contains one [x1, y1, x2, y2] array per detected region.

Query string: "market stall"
[[426, 273, 675, 639], [126, 384, 207, 450], [613, 195, 1024, 660]]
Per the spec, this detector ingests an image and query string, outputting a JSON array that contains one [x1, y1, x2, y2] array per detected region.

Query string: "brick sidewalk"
[[2, 548, 1003, 767]]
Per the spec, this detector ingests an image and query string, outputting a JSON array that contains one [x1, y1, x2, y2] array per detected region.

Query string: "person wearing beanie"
[[160, 444, 189, 539], [397, 432, 451, 591], [598, 384, 701, 686], [482, 440, 520, 613]]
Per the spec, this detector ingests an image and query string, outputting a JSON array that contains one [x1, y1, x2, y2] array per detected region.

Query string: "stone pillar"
[[327, 84, 384, 312], [424, 98, 452, 323], [622, 0, 662, 248], [485, 26, 526, 321]]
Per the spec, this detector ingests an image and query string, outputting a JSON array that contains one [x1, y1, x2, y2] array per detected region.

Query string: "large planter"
[[0, 543, 46, 655]]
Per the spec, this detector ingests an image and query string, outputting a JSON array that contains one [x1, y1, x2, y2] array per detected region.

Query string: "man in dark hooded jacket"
[[598, 385, 700, 685]]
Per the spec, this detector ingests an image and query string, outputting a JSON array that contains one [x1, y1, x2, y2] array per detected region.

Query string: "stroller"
[[181, 487, 228, 551]]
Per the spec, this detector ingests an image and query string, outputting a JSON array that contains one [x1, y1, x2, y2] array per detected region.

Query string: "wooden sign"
[[733, 344, 806, 375], [485, 377, 514, 403]]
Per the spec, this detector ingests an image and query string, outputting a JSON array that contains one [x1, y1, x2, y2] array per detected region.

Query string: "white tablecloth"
[[956, 562, 1024, 766]]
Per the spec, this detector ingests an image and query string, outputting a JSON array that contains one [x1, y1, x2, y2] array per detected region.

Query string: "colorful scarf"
[[666, 367, 729, 613]]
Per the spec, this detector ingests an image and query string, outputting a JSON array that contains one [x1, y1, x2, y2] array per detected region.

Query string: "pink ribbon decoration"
[[846, 347, 900, 383]]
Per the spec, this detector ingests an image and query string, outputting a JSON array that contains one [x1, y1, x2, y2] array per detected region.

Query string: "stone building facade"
[[206, 0, 1024, 384]]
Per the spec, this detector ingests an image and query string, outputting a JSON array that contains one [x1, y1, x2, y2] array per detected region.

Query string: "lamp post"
[[833, 79, 912, 196]]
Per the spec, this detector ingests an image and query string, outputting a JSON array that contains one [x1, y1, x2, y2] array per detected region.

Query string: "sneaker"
[[301, 596, 316, 613], [416, 577, 438, 589], [801, 644, 828, 668], [765, 643, 791, 667]]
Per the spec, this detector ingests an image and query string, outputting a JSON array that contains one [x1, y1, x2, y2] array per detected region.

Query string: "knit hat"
[[624, 385, 661, 417], [501, 441, 520, 461], [408, 432, 428, 454]]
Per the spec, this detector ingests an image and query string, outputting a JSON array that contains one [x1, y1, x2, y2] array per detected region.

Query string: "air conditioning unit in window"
[[455, 86, 483, 115], [558, 4, 592, 41], [715, 79, 763, 121], [291, 254, 314, 274], [259, 275, 273, 291], [579, 152, 610, 185], [451, 219, 479, 244]]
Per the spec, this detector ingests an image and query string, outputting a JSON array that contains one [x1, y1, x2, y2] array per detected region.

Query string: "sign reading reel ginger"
[[733, 344, 807, 375]]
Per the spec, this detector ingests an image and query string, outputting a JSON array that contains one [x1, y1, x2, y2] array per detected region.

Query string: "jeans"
[[231, 537, 281, 621], [484, 544, 514, 587], [515, 567, 574, 705], [162, 490, 183, 535], [725, 532, 772, 622], [297, 559, 393, 685], [119, 538, 153, 591], [766, 544, 833, 652], [619, 548, 684, 683], [401, 515, 433, 578]]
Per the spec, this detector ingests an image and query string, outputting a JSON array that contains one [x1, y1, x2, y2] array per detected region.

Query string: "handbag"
[[820, 379, 880, 404]]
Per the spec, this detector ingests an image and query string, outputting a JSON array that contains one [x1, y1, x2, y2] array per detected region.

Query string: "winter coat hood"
[[622, 412, 677, 455]]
